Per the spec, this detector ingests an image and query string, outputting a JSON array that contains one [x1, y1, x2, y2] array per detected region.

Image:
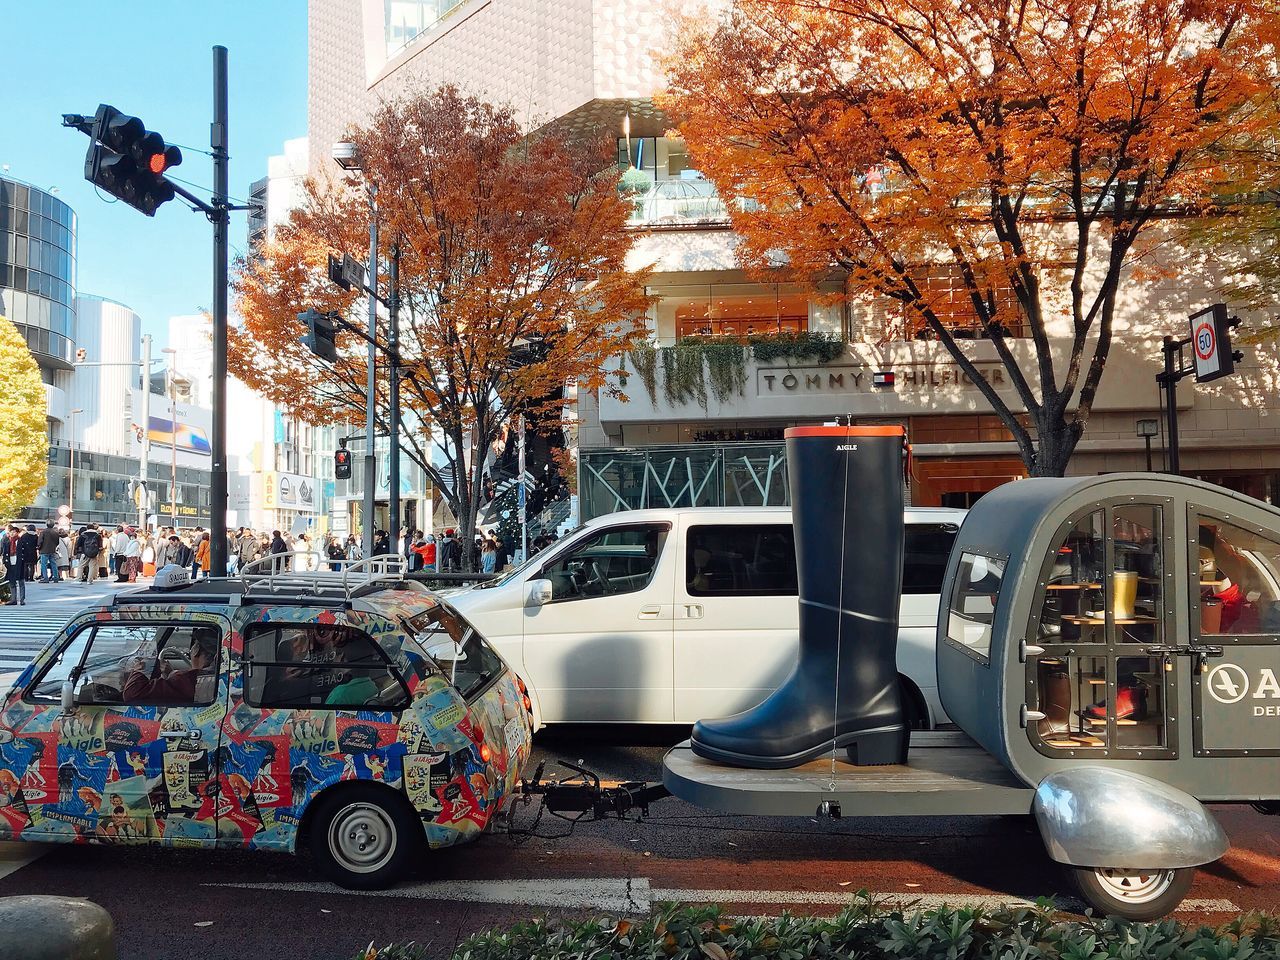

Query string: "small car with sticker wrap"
[[0, 560, 534, 888]]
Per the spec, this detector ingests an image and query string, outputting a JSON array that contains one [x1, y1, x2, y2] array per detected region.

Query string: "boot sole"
[[690, 725, 909, 770]]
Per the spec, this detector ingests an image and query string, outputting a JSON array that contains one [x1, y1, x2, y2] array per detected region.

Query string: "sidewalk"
[[0, 577, 150, 683]]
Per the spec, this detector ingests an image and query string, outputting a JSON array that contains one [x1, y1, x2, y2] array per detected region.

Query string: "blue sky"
[[1, 0, 308, 343]]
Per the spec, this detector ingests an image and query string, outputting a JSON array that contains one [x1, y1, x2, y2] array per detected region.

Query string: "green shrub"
[[353, 897, 1280, 960], [749, 330, 845, 364]]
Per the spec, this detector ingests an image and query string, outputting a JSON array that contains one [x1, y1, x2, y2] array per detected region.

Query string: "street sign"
[[1189, 303, 1236, 383], [343, 253, 367, 291]]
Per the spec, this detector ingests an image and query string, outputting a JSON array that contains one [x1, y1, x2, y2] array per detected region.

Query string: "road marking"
[[205, 879, 1237, 914], [0, 843, 45, 881], [206, 878, 653, 913]]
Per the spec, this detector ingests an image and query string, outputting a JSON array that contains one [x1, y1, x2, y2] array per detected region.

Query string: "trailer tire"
[[1069, 865, 1194, 921]]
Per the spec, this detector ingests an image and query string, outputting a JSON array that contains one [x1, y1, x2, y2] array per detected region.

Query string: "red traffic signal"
[[82, 104, 182, 217], [334, 448, 352, 481]]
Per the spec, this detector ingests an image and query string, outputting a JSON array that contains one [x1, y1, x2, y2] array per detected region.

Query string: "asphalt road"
[[0, 726, 1277, 960]]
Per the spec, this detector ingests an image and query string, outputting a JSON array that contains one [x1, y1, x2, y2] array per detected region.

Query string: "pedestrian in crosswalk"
[[37, 520, 61, 583]]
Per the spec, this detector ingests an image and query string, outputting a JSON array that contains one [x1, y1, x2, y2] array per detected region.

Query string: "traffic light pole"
[[1157, 335, 1192, 476], [388, 241, 401, 552], [210, 45, 230, 577], [362, 189, 379, 559]]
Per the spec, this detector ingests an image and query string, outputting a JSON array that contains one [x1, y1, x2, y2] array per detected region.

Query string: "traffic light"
[[81, 104, 182, 216], [334, 447, 352, 481], [298, 308, 341, 363]]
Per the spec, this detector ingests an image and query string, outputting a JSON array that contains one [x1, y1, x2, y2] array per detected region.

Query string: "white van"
[[446, 506, 965, 729]]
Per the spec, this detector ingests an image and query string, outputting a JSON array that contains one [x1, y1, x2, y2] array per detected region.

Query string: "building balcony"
[[625, 176, 750, 229], [44, 382, 67, 423]]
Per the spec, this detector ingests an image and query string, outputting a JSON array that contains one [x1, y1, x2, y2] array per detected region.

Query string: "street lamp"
[[1136, 418, 1160, 472], [67, 408, 84, 519], [332, 140, 380, 557], [162, 348, 179, 529]]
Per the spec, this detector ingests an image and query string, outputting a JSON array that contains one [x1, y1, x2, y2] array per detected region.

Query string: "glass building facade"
[[0, 177, 77, 369], [31, 446, 212, 529]]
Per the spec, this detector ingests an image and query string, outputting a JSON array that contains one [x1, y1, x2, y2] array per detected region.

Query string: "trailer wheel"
[[1070, 865, 1194, 920]]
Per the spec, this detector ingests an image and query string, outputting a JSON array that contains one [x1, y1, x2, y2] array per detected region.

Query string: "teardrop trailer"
[[651, 427, 1280, 920]]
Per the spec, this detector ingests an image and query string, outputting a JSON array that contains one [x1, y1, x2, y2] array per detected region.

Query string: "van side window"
[[686, 525, 797, 596], [244, 624, 409, 710], [903, 524, 959, 595], [539, 524, 669, 601]]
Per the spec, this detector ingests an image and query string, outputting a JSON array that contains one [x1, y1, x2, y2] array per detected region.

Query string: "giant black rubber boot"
[[690, 425, 909, 768]]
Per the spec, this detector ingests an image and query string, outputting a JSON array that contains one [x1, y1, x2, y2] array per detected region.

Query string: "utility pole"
[[138, 333, 151, 532], [388, 240, 401, 550], [210, 45, 230, 575], [1159, 335, 1185, 475], [362, 188, 379, 558]]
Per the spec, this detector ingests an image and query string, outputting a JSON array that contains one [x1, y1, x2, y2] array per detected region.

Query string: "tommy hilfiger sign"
[[759, 363, 1008, 394]]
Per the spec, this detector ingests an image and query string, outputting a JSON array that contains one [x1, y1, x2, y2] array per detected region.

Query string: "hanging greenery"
[[749, 330, 845, 364], [628, 342, 659, 404], [696, 336, 748, 403], [625, 331, 843, 411], [662, 341, 709, 409]]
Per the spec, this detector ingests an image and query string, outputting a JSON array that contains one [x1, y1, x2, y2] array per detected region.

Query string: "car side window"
[[539, 523, 669, 601], [243, 624, 410, 710], [686, 525, 797, 597], [27, 623, 221, 707], [903, 524, 959, 595]]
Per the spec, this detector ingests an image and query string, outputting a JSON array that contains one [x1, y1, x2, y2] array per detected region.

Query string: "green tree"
[[0, 316, 48, 520]]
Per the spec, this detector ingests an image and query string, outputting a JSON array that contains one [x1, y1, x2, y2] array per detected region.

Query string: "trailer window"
[[1198, 519, 1280, 635], [947, 552, 1006, 662]]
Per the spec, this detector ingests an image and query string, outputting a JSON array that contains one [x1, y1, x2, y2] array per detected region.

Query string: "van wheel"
[[1070, 866, 1194, 920], [309, 784, 420, 890]]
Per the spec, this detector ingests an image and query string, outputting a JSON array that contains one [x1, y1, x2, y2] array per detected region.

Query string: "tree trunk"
[[1031, 413, 1079, 478]]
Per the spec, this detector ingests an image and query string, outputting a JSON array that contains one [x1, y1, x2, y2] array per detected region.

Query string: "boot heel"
[[844, 728, 908, 766]]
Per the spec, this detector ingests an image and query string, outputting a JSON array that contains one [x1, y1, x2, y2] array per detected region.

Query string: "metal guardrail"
[[238, 551, 407, 600], [405, 570, 498, 589]]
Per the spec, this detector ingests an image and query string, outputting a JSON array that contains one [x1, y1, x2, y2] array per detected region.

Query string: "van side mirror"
[[60, 679, 75, 714], [526, 578, 553, 607]]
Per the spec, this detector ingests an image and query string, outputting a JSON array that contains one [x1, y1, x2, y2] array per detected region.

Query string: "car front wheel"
[[1070, 865, 1194, 921], [310, 784, 421, 890]]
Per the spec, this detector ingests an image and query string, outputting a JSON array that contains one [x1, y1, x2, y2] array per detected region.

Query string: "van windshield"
[[473, 526, 584, 589]]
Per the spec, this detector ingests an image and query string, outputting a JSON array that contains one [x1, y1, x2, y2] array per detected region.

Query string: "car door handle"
[[682, 603, 704, 619], [160, 729, 202, 741], [638, 604, 662, 619]]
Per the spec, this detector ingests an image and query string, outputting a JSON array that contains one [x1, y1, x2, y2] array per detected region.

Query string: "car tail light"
[[522, 694, 532, 712], [479, 743, 492, 762]]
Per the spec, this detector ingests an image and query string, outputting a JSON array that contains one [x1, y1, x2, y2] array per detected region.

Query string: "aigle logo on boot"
[[834, 444, 859, 451]]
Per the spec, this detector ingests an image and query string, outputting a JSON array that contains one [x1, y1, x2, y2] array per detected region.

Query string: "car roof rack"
[[238, 551, 408, 601]]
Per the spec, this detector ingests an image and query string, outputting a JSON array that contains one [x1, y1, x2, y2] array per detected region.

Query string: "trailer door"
[[1023, 500, 1179, 760]]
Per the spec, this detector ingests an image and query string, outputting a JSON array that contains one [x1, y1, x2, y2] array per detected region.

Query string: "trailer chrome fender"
[[1033, 766, 1227, 868]]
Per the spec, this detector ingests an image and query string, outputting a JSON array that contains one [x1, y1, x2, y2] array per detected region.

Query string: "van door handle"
[[638, 605, 662, 619], [160, 729, 202, 741], [683, 604, 703, 619]]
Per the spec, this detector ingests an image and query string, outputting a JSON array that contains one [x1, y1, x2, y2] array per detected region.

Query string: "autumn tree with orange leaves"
[[663, 0, 1279, 475], [232, 87, 650, 559]]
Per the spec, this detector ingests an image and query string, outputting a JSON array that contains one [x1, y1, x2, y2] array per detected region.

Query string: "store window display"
[[1028, 504, 1170, 755]]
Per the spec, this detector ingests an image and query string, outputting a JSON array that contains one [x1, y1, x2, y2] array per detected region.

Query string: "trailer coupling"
[[520, 760, 670, 820]]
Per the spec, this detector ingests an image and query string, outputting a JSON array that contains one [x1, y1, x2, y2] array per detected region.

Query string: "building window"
[[384, 0, 466, 56], [900, 265, 1026, 339], [654, 283, 842, 341]]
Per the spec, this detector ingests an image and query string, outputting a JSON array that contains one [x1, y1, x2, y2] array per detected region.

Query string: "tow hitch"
[[520, 760, 670, 820]]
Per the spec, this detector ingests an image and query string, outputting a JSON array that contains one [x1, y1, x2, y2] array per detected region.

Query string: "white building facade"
[[307, 0, 1280, 518]]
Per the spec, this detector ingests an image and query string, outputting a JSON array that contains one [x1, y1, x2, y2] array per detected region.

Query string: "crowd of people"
[[0, 520, 561, 601]]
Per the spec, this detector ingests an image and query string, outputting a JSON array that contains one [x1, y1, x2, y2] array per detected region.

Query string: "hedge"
[[353, 896, 1280, 960]]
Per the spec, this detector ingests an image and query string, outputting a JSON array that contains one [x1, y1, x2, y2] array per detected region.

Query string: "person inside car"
[[123, 630, 219, 704]]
